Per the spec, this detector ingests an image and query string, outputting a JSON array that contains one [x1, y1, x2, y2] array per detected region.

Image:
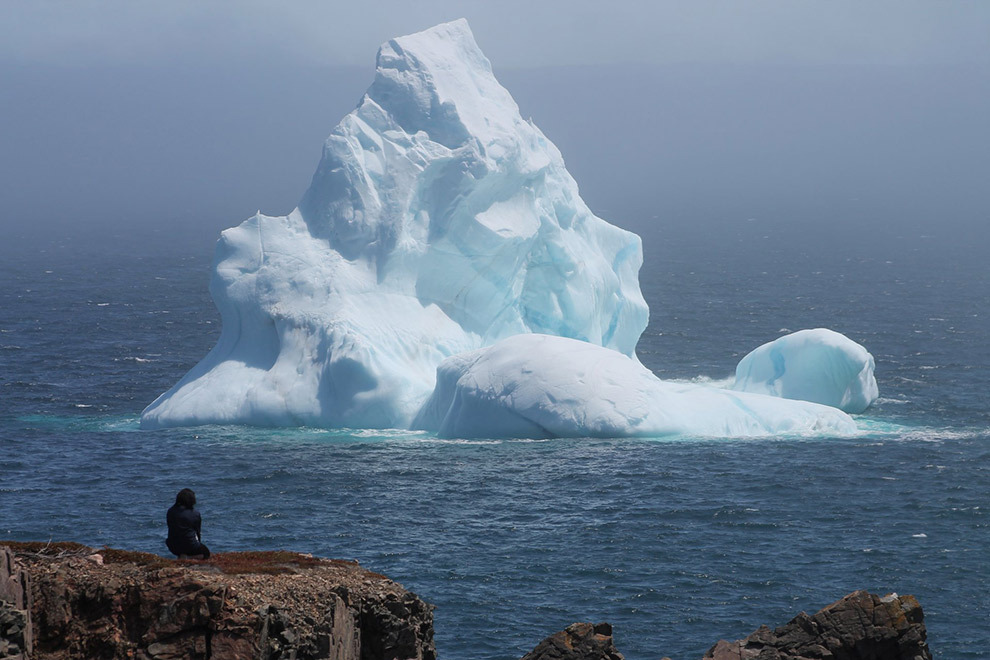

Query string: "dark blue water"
[[1, 216, 987, 659]]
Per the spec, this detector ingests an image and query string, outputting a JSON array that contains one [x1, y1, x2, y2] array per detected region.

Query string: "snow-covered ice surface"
[[731, 328, 878, 413], [141, 20, 875, 438], [413, 334, 858, 439], [140, 19, 648, 430]]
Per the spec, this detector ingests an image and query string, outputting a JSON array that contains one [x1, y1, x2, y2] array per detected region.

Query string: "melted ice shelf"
[[142, 20, 877, 438]]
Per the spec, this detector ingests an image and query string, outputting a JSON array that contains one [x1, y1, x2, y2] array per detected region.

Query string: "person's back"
[[166, 488, 210, 559]]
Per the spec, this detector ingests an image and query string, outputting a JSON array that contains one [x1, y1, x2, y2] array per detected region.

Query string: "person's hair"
[[175, 488, 196, 508]]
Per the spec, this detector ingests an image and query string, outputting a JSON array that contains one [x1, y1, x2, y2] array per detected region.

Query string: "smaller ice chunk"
[[413, 334, 858, 439], [731, 328, 878, 413]]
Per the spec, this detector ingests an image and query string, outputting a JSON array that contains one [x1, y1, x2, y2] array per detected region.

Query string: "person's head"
[[175, 488, 196, 508]]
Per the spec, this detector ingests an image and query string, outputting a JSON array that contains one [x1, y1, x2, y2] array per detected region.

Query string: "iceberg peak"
[[367, 19, 518, 148]]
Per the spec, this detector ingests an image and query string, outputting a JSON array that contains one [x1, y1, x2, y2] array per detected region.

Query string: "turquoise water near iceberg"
[[1, 216, 987, 658]]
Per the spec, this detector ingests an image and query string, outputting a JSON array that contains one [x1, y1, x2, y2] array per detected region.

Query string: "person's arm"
[[194, 511, 202, 541]]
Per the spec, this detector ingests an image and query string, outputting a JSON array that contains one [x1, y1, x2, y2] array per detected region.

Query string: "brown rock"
[[3, 543, 936, 660], [0, 546, 30, 660], [527, 592, 931, 660], [702, 590, 931, 660], [520, 622, 624, 660], [0, 543, 434, 660]]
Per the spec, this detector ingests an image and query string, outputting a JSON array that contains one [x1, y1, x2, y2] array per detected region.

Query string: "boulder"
[[520, 622, 624, 660], [703, 590, 930, 660], [525, 591, 930, 660]]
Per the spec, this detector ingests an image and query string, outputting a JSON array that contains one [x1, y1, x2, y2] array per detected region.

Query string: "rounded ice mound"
[[140, 19, 648, 430], [731, 328, 878, 414], [413, 334, 858, 439]]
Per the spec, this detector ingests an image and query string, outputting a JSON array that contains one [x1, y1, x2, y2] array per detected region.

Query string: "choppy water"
[[1, 216, 987, 659]]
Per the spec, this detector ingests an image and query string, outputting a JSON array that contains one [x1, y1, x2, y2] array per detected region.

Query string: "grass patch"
[[100, 548, 171, 568], [209, 551, 325, 575]]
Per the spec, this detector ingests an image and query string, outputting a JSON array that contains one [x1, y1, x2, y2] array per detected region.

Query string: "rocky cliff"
[[2, 542, 932, 660], [0, 543, 434, 660]]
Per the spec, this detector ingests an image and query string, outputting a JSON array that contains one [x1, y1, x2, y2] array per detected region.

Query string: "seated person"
[[166, 488, 211, 559]]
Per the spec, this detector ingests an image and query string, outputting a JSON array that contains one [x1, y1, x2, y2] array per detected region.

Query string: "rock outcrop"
[[520, 622, 624, 660], [526, 591, 930, 660], [0, 543, 434, 660], [2, 543, 931, 660], [0, 547, 29, 659], [702, 590, 930, 660]]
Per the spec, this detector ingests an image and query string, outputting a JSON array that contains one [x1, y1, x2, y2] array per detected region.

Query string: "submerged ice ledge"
[[140, 19, 878, 439]]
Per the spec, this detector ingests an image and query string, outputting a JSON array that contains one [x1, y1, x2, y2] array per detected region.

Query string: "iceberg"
[[731, 328, 878, 414], [140, 19, 648, 430], [413, 334, 858, 439], [141, 20, 876, 439]]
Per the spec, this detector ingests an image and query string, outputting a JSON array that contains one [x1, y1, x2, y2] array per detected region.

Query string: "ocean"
[[1, 213, 987, 659]]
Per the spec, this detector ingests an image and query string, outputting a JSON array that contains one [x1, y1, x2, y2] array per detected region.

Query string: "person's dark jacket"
[[166, 503, 203, 556]]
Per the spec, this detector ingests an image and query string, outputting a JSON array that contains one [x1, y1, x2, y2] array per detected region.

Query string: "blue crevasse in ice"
[[140, 19, 649, 430]]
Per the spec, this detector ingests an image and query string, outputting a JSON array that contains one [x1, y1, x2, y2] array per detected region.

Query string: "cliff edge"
[[2, 542, 932, 660], [1, 542, 434, 660]]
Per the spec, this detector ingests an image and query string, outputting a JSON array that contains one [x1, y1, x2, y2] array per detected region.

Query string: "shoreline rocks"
[[1, 543, 434, 660], [523, 591, 931, 660], [701, 590, 930, 660], [3, 543, 931, 660], [520, 622, 624, 660]]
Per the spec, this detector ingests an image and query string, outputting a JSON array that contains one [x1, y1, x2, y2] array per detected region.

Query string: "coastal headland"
[[2, 543, 930, 659], [1, 542, 434, 660]]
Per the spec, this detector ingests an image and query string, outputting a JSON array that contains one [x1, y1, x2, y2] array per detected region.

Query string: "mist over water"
[[2, 58, 987, 243]]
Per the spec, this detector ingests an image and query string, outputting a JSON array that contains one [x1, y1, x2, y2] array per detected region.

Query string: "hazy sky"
[[5, 1, 990, 68], [2, 1, 988, 243]]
